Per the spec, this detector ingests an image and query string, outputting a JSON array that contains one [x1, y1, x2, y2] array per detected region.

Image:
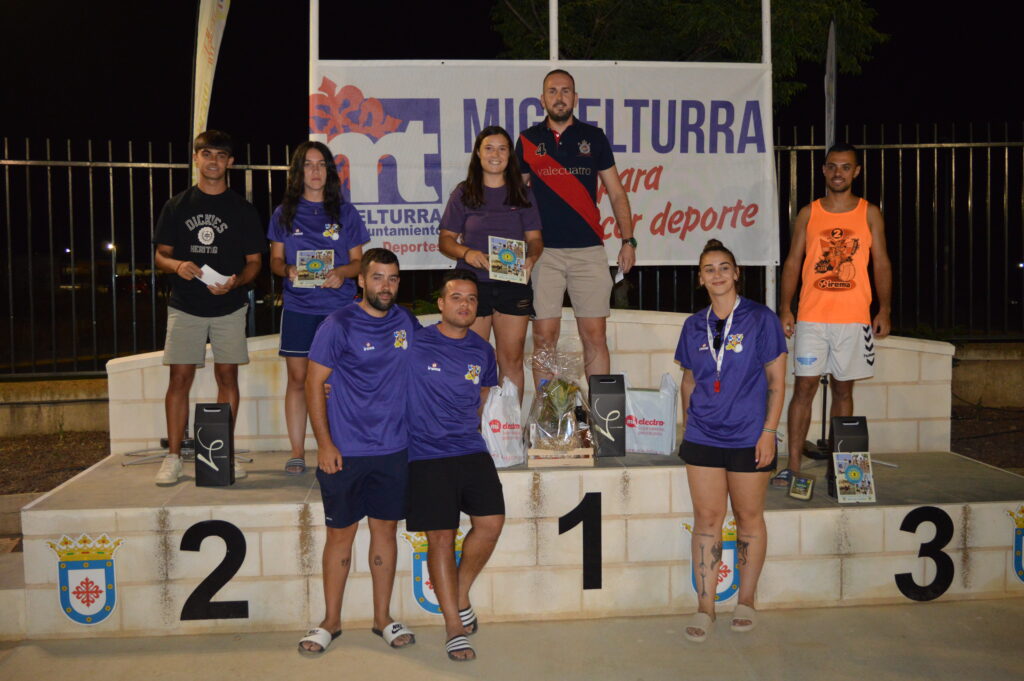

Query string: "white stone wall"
[[10, 468, 1023, 639], [106, 308, 954, 456]]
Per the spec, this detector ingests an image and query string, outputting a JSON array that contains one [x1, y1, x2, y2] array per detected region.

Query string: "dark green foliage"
[[492, 0, 886, 106]]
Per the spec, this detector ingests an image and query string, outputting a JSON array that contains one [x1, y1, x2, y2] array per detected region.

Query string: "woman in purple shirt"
[[438, 126, 543, 401], [675, 239, 787, 642], [268, 141, 369, 474]]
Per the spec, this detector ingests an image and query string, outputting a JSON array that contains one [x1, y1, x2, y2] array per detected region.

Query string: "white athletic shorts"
[[792, 321, 875, 381]]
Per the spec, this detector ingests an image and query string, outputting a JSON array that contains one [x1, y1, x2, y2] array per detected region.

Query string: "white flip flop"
[[684, 612, 714, 643], [373, 621, 416, 648], [297, 627, 340, 655], [731, 604, 757, 632]]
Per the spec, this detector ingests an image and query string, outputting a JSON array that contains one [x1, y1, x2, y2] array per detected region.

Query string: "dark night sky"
[[0, 0, 1019, 153]]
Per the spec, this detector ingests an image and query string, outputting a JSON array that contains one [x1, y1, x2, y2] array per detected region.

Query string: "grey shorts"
[[531, 245, 613, 319], [163, 305, 249, 367], [792, 321, 874, 381]]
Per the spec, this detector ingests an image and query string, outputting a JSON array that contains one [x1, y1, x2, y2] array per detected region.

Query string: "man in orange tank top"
[[776, 144, 893, 476]]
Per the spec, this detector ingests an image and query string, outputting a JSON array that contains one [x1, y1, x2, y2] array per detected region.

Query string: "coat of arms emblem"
[[47, 533, 124, 625], [402, 529, 466, 614], [1009, 505, 1024, 584]]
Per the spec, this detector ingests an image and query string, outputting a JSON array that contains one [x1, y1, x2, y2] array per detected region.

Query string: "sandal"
[[684, 612, 714, 643], [731, 604, 757, 632], [446, 634, 476, 661], [459, 605, 478, 635], [297, 627, 340, 655], [771, 468, 794, 488], [372, 621, 416, 648], [285, 458, 307, 475]]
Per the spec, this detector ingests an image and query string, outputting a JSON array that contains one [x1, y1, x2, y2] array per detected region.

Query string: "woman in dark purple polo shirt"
[[438, 126, 543, 402]]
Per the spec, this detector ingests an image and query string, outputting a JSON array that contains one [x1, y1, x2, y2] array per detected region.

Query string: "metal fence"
[[2, 124, 1021, 375], [776, 123, 1023, 342]]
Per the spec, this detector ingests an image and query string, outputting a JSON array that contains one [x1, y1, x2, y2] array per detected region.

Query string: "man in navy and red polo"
[[515, 69, 636, 386]]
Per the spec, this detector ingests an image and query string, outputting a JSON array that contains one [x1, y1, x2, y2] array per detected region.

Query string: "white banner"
[[309, 60, 778, 269], [192, 0, 230, 156]]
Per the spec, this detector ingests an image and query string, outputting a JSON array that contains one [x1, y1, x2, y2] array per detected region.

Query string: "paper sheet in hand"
[[199, 265, 229, 287], [488, 236, 527, 284]]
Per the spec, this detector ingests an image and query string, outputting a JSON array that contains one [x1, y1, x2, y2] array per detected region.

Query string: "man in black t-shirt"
[[152, 130, 264, 486]]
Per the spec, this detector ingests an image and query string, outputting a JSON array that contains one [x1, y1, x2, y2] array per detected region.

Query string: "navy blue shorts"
[[316, 449, 409, 528], [279, 308, 327, 357]]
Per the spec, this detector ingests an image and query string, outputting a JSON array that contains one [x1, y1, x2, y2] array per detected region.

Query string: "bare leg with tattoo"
[[685, 465, 728, 640], [728, 471, 771, 628], [300, 523, 356, 652], [367, 518, 412, 647]]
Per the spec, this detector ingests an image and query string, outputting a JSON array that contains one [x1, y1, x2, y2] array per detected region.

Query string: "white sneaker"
[[233, 462, 247, 480], [155, 455, 183, 486]]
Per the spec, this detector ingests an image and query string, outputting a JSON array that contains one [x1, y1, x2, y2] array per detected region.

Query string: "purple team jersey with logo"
[[308, 302, 422, 456], [406, 324, 498, 461], [675, 297, 788, 448], [267, 198, 370, 315], [438, 184, 542, 282]]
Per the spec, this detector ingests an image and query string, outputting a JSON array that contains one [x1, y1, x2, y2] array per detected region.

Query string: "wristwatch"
[[622, 237, 637, 248]]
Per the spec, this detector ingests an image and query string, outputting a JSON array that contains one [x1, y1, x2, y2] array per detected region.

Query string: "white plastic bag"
[[624, 373, 679, 455], [481, 377, 527, 468]]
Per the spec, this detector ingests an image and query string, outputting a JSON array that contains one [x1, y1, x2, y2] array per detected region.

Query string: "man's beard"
[[366, 290, 394, 312], [546, 107, 573, 123]]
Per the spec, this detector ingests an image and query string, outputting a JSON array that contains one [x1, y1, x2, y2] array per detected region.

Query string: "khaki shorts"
[[793, 321, 874, 381], [163, 305, 249, 367], [531, 246, 613, 319]]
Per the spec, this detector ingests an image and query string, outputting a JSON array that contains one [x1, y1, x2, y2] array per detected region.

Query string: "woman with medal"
[[438, 126, 543, 401], [674, 239, 788, 642], [268, 141, 370, 475]]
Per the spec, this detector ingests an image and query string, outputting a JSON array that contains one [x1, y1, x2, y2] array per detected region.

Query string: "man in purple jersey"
[[297, 248, 420, 655], [406, 270, 503, 662]]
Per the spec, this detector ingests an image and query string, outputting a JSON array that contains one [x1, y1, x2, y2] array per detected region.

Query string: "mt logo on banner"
[[309, 78, 441, 205]]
